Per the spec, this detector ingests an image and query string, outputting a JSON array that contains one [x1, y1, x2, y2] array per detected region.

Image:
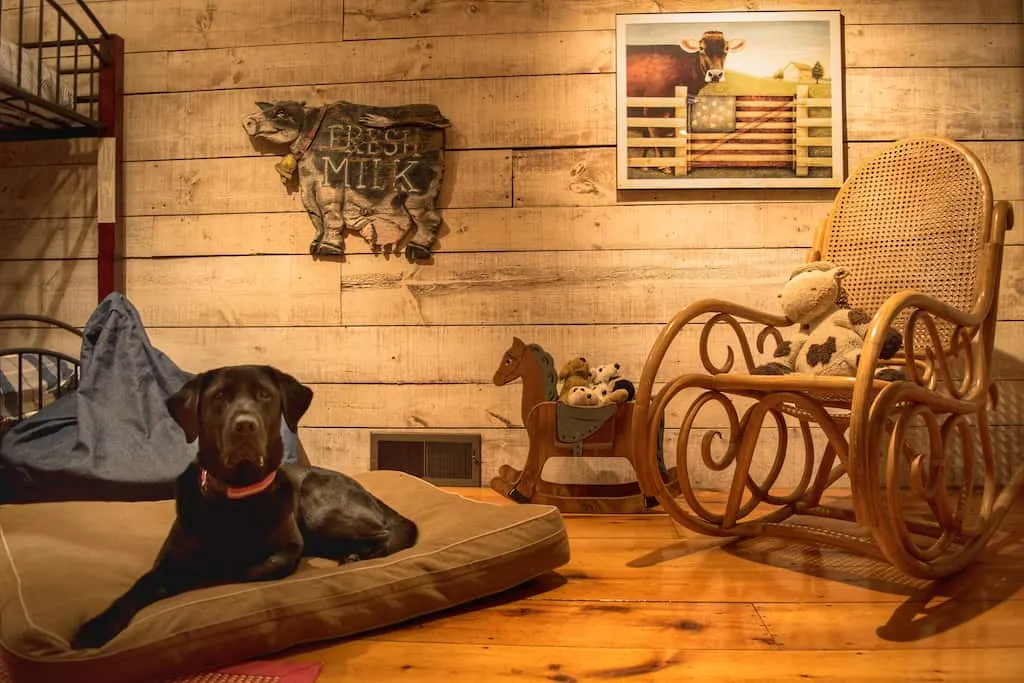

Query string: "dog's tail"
[[386, 512, 419, 554]]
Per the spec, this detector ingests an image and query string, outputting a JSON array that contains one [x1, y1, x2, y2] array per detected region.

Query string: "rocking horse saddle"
[[555, 403, 621, 456]]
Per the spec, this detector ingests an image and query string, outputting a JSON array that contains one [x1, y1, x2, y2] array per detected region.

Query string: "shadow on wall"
[[1, 137, 98, 320], [988, 348, 1024, 485], [0, 250, 92, 322]]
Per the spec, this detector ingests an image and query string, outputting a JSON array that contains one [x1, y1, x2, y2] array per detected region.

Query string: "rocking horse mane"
[[526, 344, 558, 402]]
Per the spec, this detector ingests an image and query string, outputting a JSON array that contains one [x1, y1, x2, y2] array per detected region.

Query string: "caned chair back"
[[814, 137, 994, 347]]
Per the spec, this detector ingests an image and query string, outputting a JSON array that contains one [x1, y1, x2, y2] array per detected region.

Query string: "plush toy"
[[590, 362, 622, 388], [566, 385, 601, 407], [558, 356, 591, 401], [589, 362, 636, 403], [595, 384, 630, 406], [752, 261, 903, 380]]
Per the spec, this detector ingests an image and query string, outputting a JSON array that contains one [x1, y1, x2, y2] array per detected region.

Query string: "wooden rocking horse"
[[490, 337, 681, 513]]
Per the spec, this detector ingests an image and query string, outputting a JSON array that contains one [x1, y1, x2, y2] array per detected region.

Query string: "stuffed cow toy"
[[753, 261, 903, 380]]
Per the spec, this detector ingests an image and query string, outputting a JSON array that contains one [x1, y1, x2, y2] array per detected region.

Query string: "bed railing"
[[0, 314, 83, 436], [0, 0, 112, 138]]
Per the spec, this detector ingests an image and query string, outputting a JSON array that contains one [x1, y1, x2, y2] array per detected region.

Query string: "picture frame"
[[615, 10, 846, 190]]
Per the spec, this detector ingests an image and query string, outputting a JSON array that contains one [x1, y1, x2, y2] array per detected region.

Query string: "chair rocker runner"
[[633, 136, 1021, 579]]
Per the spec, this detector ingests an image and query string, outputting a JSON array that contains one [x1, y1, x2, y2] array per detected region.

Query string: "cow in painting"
[[625, 30, 746, 167]]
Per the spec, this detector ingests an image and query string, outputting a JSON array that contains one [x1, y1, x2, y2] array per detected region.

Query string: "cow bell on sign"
[[242, 100, 451, 261], [274, 153, 298, 183]]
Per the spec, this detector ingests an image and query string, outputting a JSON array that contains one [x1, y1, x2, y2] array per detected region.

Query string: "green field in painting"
[[697, 71, 832, 98]]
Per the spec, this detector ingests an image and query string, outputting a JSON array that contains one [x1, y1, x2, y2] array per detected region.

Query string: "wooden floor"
[[279, 488, 1024, 682]]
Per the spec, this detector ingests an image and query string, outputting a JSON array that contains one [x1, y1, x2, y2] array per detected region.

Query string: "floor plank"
[[283, 642, 1024, 682], [270, 487, 1024, 682], [758, 600, 1024, 650], [364, 597, 772, 650], [532, 537, 1024, 605]]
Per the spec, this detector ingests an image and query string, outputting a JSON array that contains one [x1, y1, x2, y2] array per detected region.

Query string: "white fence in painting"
[[625, 85, 833, 177]]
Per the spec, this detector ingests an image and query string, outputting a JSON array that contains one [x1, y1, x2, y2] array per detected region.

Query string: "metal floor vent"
[[371, 433, 481, 487]]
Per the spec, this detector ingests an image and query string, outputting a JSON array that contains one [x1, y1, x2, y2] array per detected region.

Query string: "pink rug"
[[0, 659, 321, 683], [164, 661, 321, 683]]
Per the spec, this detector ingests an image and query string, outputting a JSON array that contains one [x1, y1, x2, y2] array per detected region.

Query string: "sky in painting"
[[626, 20, 834, 79]]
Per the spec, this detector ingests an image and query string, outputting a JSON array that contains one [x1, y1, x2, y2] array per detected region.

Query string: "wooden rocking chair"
[[633, 136, 1021, 579]]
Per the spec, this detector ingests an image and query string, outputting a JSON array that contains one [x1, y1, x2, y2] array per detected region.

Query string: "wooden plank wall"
[[1, 0, 1022, 489]]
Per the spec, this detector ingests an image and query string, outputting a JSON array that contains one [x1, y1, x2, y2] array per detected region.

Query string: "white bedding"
[[0, 34, 75, 108]]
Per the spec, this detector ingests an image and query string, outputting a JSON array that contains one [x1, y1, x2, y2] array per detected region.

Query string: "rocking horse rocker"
[[491, 337, 681, 513]]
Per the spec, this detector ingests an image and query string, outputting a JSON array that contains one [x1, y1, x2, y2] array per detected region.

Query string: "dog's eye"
[[213, 390, 227, 402], [274, 111, 287, 120], [257, 389, 272, 401]]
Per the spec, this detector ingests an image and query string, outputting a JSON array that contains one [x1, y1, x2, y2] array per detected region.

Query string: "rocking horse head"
[[493, 337, 528, 386], [493, 337, 558, 402]]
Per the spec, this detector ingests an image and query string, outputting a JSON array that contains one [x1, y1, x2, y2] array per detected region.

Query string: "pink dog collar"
[[199, 468, 277, 499]]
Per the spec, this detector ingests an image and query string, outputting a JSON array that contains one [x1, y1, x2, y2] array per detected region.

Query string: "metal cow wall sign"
[[243, 100, 451, 260]]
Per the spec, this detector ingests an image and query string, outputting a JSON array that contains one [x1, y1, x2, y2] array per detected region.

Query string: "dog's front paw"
[[243, 549, 301, 582], [71, 613, 121, 650]]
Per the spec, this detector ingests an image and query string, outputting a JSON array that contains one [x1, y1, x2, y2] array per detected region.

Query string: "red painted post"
[[97, 34, 124, 302]]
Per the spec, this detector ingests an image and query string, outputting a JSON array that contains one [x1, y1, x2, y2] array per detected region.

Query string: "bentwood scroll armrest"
[[857, 290, 986, 395], [637, 299, 792, 406]]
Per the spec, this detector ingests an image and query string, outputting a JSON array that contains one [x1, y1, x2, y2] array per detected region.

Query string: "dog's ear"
[[167, 374, 204, 443], [270, 368, 314, 432]]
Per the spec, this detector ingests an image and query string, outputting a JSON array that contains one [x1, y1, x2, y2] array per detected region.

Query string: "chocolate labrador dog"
[[71, 364, 418, 650]]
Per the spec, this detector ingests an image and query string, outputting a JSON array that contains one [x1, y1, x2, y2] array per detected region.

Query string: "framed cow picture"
[[615, 10, 846, 190]]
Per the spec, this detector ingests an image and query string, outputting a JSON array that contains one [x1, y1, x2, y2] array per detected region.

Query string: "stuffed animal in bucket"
[[566, 385, 602, 407], [558, 356, 591, 401], [595, 384, 630, 406], [590, 362, 622, 390], [589, 362, 635, 404], [752, 261, 903, 379]]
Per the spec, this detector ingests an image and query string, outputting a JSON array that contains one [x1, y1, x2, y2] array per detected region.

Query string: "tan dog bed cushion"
[[0, 470, 570, 683]]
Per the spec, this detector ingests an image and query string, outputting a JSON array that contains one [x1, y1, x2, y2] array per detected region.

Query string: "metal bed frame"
[[1, 0, 125, 301], [0, 313, 83, 436]]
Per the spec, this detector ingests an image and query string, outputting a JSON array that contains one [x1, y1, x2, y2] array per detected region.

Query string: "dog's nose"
[[232, 415, 259, 434]]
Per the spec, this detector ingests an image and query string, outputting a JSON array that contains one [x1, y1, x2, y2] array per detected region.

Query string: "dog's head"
[[167, 365, 313, 487]]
